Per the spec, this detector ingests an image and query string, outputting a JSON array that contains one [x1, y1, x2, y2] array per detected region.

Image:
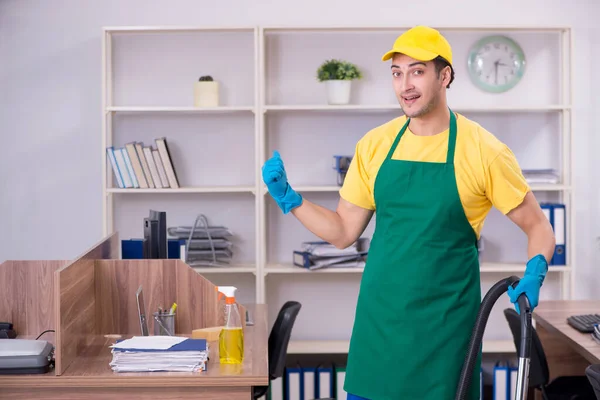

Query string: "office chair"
[[503, 308, 596, 400], [252, 301, 302, 400], [586, 364, 600, 400]]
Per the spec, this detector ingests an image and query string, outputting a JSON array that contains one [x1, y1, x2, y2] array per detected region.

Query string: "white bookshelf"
[[102, 24, 573, 356]]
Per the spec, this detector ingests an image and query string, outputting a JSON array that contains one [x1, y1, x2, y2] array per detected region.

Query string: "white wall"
[[0, 0, 599, 303]]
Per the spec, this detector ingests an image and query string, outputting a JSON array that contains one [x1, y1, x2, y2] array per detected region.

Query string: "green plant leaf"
[[316, 59, 362, 82]]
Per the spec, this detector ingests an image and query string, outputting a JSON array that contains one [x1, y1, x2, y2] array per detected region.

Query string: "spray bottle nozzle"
[[216, 286, 237, 303]]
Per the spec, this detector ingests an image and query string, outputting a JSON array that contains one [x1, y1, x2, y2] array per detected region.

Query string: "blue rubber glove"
[[262, 151, 303, 214], [508, 254, 548, 314]]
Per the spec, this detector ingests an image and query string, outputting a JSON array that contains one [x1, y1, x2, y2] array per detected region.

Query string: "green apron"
[[344, 110, 481, 400]]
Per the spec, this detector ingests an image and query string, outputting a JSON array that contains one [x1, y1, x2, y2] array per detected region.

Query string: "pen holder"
[[153, 312, 176, 336]]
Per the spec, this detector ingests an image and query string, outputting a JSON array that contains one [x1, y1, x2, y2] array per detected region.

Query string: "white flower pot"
[[194, 81, 219, 107], [326, 80, 352, 105]]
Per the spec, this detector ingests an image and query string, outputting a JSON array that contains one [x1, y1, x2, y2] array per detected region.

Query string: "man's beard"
[[401, 94, 439, 118]]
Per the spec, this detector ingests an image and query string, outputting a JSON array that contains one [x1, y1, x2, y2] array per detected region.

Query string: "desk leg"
[[537, 324, 591, 378]]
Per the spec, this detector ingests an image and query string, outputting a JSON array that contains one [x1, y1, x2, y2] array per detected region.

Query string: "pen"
[[169, 302, 177, 315]]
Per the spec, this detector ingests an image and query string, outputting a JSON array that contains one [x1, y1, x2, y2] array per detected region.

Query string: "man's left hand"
[[507, 254, 548, 314]]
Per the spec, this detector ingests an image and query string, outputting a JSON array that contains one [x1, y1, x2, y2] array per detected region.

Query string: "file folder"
[[316, 366, 333, 398], [480, 367, 484, 400], [302, 367, 316, 400], [285, 367, 302, 400], [540, 203, 566, 265], [551, 203, 566, 265], [509, 366, 518, 400], [493, 362, 509, 400], [268, 376, 283, 400], [335, 365, 347, 400]]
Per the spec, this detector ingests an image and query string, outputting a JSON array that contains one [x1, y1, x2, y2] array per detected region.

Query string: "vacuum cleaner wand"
[[455, 276, 532, 400]]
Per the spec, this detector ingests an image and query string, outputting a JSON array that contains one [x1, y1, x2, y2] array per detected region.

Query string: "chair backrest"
[[586, 364, 600, 400], [268, 301, 302, 380], [503, 308, 550, 388]]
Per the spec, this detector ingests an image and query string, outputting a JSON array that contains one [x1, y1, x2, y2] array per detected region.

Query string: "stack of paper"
[[293, 238, 369, 270], [109, 336, 209, 373], [522, 169, 559, 184]]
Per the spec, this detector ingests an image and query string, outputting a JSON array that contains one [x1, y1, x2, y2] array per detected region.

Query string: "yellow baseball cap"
[[381, 25, 452, 65]]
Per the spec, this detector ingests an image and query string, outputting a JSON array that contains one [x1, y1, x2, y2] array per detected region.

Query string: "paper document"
[[109, 336, 209, 373], [110, 335, 186, 350]]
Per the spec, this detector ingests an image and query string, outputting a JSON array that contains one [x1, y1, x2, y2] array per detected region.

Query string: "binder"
[[302, 367, 316, 400], [540, 203, 566, 265], [316, 366, 333, 398], [493, 362, 509, 400], [509, 366, 518, 400], [122, 239, 181, 259], [551, 203, 566, 265], [285, 367, 302, 400], [480, 367, 484, 400], [268, 376, 283, 400], [335, 365, 347, 400], [293, 250, 367, 269]]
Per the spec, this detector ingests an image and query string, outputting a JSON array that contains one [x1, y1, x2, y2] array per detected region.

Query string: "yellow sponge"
[[191, 326, 224, 341]]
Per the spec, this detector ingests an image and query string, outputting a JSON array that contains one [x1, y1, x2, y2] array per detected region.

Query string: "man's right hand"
[[262, 150, 303, 214]]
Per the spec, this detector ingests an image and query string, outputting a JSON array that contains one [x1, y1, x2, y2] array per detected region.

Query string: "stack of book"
[[109, 336, 209, 373], [293, 238, 368, 270], [106, 137, 180, 189]]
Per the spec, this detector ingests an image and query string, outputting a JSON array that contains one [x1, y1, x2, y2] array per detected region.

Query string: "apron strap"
[[385, 109, 457, 164], [446, 108, 457, 165], [384, 118, 410, 161]]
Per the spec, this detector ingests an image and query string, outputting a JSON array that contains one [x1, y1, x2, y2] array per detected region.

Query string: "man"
[[262, 25, 556, 400]]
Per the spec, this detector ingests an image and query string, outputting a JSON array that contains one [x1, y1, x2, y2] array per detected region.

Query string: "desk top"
[[0, 304, 269, 388], [533, 300, 600, 364]]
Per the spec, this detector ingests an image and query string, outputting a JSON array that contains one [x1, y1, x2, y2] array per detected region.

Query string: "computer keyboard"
[[566, 314, 600, 333]]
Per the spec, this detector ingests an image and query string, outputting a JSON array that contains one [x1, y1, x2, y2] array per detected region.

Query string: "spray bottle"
[[216, 286, 244, 364]]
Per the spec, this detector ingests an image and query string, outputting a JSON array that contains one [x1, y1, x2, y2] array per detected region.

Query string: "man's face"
[[391, 53, 447, 118]]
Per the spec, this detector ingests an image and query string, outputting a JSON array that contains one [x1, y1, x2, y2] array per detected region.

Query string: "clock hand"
[[495, 62, 498, 85]]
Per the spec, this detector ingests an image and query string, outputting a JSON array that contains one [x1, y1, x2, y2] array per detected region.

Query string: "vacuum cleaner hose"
[[455, 275, 531, 400]]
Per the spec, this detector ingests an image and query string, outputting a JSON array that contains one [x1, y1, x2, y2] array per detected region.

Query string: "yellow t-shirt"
[[339, 113, 531, 238]]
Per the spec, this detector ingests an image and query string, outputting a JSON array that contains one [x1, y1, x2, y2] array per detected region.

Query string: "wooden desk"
[[533, 300, 600, 381], [0, 304, 268, 400], [0, 234, 269, 400]]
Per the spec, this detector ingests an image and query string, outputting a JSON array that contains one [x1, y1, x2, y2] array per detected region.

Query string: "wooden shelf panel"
[[192, 265, 256, 274], [104, 26, 256, 33], [106, 106, 255, 113], [265, 263, 570, 274], [107, 186, 256, 194], [262, 184, 570, 195], [287, 339, 515, 354], [264, 104, 570, 113]]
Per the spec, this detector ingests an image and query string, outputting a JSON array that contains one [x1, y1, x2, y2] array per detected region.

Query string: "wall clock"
[[467, 35, 526, 93]]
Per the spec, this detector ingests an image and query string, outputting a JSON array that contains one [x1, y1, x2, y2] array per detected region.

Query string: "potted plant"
[[194, 75, 219, 107], [316, 59, 363, 105]]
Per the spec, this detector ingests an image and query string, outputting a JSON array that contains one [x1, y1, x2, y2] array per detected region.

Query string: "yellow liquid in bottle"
[[219, 327, 244, 364]]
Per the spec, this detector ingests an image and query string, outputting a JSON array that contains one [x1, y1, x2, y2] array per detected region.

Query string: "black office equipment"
[[0, 322, 16, 339], [0, 339, 53, 374], [567, 314, 600, 333], [149, 209, 167, 258], [505, 309, 596, 399], [143, 218, 159, 259]]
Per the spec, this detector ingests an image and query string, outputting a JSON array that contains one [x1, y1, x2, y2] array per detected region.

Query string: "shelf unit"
[[102, 24, 572, 356]]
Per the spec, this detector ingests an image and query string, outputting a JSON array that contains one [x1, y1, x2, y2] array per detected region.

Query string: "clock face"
[[467, 35, 526, 93]]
